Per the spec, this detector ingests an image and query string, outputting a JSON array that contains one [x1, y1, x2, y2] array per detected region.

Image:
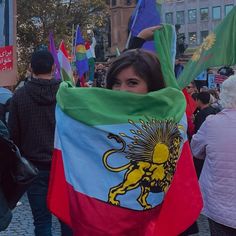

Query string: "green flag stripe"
[[57, 81, 186, 126], [61, 68, 72, 82]]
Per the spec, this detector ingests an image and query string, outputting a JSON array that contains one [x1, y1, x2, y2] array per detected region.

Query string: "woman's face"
[[111, 66, 148, 94]]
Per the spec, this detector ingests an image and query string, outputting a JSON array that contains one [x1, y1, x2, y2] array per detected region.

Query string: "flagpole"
[[71, 24, 75, 62], [125, 0, 142, 49]]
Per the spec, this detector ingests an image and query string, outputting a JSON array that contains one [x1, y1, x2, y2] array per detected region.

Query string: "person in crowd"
[[193, 91, 220, 178], [0, 120, 12, 232], [217, 66, 234, 78], [186, 81, 198, 97], [208, 89, 222, 111], [199, 86, 208, 92], [193, 91, 219, 133], [0, 87, 12, 125], [93, 63, 107, 87], [8, 50, 72, 236], [191, 75, 236, 236]]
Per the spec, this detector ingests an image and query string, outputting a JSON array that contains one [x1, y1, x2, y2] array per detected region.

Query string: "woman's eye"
[[128, 80, 139, 86]]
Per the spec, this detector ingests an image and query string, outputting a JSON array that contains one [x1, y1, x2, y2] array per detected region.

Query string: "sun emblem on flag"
[[102, 118, 182, 210], [202, 33, 216, 50], [191, 32, 216, 62]]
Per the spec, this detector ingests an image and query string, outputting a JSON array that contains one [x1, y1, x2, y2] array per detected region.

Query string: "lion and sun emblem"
[[191, 33, 216, 61], [102, 118, 183, 210]]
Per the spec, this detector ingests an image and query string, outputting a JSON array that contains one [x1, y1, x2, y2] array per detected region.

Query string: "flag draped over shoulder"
[[177, 6, 236, 89], [58, 41, 73, 82], [48, 25, 202, 236], [49, 32, 61, 80], [74, 26, 89, 78], [129, 0, 162, 52]]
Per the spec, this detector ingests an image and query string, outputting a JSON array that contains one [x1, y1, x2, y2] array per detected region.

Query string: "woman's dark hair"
[[106, 49, 165, 92]]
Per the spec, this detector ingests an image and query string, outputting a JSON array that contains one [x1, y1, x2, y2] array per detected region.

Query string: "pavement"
[[0, 195, 60, 236], [1, 195, 210, 236]]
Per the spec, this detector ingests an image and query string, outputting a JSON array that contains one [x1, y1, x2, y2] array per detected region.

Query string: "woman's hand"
[[137, 25, 163, 41]]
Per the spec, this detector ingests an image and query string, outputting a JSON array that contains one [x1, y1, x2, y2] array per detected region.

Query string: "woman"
[[48, 43, 202, 235], [106, 48, 165, 92], [191, 75, 236, 235]]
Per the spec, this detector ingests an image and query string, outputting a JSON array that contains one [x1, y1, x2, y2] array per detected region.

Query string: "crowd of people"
[[0, 25, 236, 236]]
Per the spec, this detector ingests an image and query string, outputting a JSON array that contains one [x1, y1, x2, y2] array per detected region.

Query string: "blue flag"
[[129, 0, 162, 52], [130, 0, 161, 36], [74, 26, 89, 77]]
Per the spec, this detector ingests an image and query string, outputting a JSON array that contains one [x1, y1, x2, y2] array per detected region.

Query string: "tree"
[[17, 0, 109, 80]]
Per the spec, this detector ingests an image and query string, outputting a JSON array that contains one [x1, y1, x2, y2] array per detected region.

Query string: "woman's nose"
[[118, 83, 130, 92]]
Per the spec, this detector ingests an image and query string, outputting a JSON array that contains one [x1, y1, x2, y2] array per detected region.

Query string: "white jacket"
[[191, 109, 236, 228]]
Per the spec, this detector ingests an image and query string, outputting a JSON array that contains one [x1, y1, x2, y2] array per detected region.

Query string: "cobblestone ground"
[[1, 195, 210, 236], [0, 195, 60, 236]]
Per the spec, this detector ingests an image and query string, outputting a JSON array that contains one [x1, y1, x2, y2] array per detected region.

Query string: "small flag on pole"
[[74, 26, 89, 78], [49, 32, 61, 80], [58, 41, 73, 82]]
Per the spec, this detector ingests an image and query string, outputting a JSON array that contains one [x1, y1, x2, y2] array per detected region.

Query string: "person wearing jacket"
[[0, 120, 12, 232], [191, 75, 236, 235], [8, 50, 72, 236]]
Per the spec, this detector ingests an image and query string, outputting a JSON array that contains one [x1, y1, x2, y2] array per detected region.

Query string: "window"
[[176, 11, 185, 24], [189, 32, 197, 45], [188, 9, 197, 23], [212, 6, 221, 20], [165, 12, 173, 24], [112, 0, 116, 6], [225, 4, 233, 16], [200, 31, 209, 43], [200, 8, 209, 21]]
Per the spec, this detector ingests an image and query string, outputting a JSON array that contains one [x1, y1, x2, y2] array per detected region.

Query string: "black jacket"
[[0, 121, 12, 232], [8, 78, 60, 169], [194, 106, 219, 133]]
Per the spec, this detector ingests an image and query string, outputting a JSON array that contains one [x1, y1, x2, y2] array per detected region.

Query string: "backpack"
[[0, 98, 11, 125]]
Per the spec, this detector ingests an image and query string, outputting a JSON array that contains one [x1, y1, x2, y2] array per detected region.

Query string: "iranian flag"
[[58, 40, 73, 82], [48, 84, 202, 236], [47, 25, 202, 235]]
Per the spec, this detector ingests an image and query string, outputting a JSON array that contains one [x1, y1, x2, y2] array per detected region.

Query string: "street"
[[1, 195, 210, 236]]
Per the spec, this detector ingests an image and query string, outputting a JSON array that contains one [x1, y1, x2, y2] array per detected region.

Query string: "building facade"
[[109, 0, 137, 53], [162, 0, 235, 47], [109, 0, 235, 53]]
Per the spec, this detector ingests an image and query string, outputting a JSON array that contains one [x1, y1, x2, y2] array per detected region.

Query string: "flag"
[[129, 0, 162, 52], [48, 82, 202, 236], [49, 32, 61, 80], [74, 26, 89, 78], [214, 74, 228, 84], [57, 41, 73, 82], [177, 6, 236, 89], [85, 39, 95, 82], [130, 0, 162, 37], [48, 25, 202, 236]]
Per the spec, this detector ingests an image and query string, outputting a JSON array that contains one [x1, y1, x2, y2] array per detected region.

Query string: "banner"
[[0, 0, 17, 86], [0, 45, 13, 72], [208, 74, 216, 89]]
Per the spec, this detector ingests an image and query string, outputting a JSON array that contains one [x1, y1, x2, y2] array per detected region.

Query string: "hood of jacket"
[[24, 77, 61, 105]]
